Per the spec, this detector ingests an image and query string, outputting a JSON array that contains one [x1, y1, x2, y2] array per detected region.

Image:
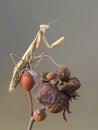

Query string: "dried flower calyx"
[[35, 65, 81, 121], [41, 65, 81, 99]]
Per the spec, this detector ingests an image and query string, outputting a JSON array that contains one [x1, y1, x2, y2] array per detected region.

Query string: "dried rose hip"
[[35, 82, 70, 121], [33, 109, 47, 121]]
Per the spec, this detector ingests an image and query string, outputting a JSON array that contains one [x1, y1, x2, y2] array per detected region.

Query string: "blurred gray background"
[[0, 0, 98, 130]]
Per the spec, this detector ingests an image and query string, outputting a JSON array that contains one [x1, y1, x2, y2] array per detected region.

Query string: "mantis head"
[[40, 24, 50, 33], [39, 19, 60, 33]]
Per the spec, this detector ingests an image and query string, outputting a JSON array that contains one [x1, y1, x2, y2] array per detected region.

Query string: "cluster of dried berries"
[[35, 65, 81, 121], [20, 65, 81, 122]]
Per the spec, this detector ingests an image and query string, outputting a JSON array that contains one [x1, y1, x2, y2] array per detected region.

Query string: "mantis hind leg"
[[31, 52, 61, 70], [10, 53, 24, 75]]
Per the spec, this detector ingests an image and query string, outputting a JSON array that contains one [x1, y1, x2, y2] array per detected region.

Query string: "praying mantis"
[[8, 23, 65, 93]]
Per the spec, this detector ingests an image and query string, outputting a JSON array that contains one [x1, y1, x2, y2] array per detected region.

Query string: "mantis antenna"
[[48, 18, 61, 26], [38, 16, 60, 27], [39, 18, 60, 31]]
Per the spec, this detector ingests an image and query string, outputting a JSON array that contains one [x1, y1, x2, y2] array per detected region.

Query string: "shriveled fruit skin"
[[35, 82, 69, 113]]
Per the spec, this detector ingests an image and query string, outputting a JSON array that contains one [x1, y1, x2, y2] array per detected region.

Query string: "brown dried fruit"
[[45, 72, 54, 81], [33, 109, 47, 121], [57, 77, 80, 92], [35, 82, 70, 121], [56, 66, 71, 81]]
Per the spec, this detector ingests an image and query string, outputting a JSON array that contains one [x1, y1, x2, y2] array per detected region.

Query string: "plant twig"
[[27, 90, 33, 115], [27, 90, 35, 130], [27, 116, 35, 130]]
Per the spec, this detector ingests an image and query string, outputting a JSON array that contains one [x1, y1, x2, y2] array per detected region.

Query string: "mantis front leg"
[[42, 34, 64, 48]]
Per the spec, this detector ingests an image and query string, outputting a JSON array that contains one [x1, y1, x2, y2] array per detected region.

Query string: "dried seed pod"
[[33, 109, 47, 121], [67, 91, 80, 100], [56, 66, 71, 81], [41, 72, 49, 81], [45, 72, 55, 81], [57, 82, 68, 91], [42, 72, 56, 82], [50, 79, 59, 85], [66, 77, 81, 92], [58, 77, 81, 92]]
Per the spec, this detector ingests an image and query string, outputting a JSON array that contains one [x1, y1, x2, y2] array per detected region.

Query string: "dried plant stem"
[[27, 90, 33, 114], [27, 90, 35, 130], [27, 116, 35, 130]]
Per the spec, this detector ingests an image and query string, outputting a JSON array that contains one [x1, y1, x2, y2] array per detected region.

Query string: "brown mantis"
[[8, 23, 65, 93]]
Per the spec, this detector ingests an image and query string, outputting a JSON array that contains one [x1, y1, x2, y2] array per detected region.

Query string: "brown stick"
[[27, 90, 35, 130], [27, 90, 33, 115], [27, 116, 35, 130]]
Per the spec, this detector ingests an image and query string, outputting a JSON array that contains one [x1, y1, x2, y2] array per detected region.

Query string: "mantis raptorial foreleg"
[[42, 34, 64, 48], [41, 34, 50, 48]]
